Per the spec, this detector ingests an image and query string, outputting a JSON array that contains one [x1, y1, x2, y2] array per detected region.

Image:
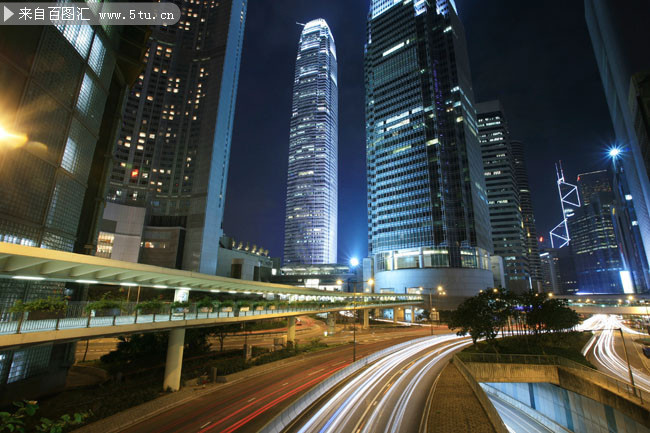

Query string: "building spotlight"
[[350, 257, 359, 267]]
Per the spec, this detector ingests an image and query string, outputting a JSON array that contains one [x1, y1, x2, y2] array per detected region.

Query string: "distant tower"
[[477, 101, 529, 292], [510, 140, 542, 288], [550, 162, 580, 248], [283, 19, 338, 265]]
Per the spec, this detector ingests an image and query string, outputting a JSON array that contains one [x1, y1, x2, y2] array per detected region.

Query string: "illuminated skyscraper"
[[510, 140, 542, 288], [107, 0, 247, 274], [365, 0, 492, 303], [477, 101, 529, 291], [283, 19, 338, 265]]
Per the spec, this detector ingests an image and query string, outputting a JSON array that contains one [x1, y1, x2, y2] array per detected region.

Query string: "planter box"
[[255, 306, 265, 311], [221, 307, 233, 312], [269, 306, 277, 310], [94, 308, 121, 317], [27, 311, 65, 320], [239, 307, 250, 312], [199, 307, 212, 313]]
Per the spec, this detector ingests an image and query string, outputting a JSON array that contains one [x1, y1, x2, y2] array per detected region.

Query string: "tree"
[[213, 324, 241, 352], [0, 400, 90, 433], [448, 291, 510, 345], [520, 292, 580, 335]]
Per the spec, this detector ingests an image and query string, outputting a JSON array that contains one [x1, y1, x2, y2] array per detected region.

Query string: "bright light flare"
[[0, 125, 28, 148], [349, 257, 359, 267], [608, 146, 622, 158]]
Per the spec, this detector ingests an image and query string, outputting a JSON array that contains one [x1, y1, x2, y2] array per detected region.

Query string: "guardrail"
[[0, 301, 419, 336], [457, 352, 649, 406], [260, 336, 436, 433]]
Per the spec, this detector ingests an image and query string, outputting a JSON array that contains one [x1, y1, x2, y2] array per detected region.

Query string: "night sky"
[[223, 0, 615, 262]]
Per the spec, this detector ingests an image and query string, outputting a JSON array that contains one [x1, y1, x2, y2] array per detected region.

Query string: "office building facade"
[[107, 0, 247, 274], [477, 101, 529, 291], [283, 19, 338, 265], [0, 22, 147, 402], [510, 140, 542, 289], [365, 0, 492, 303], [569, 170, 626, 294], [585, 0, 650, 293]]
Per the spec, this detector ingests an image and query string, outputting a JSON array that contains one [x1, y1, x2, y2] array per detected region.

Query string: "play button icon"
[[4, 6, 14, 22]]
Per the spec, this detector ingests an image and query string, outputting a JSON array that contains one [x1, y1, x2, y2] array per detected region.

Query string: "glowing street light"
[[608, 147, 622, 158], [349, 257, 359, 267]]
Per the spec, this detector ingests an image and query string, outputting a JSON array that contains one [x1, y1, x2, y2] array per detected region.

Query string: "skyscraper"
[[569, 170, 627, 294], [283, 19, 338, 265], [511, 140, 542, 289], [106, 0, 247, 274], [477, 101, 529, 292], [585, 0, 650, 292], [0, 21, 147, 402], [365, 0, 492, 303]]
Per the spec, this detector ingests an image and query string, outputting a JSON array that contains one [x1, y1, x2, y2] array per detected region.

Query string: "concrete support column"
[[411, 307, 416, 323], [393, 308, 398, 324], [287, 316, 296, 344], [363, 309, 369, 329], [163, 328, 185, 391], [327, 312, 336, 335]]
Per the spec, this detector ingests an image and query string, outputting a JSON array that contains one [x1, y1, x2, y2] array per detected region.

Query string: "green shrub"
[[220, 300, 234, 309], [171, 301, 190, 309], [85, 296, 123, 313], [197, 297, 216, 310], [10, 297, 67, 314], [135, 299, 164, 313]]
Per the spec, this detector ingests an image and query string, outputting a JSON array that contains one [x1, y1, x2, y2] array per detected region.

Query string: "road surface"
[[286, 334, 470, 433], [121, 326, 435, 433], [581, 314, 650, 392]]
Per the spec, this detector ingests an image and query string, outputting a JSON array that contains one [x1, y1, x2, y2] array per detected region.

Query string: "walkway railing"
[[0, 301, 415, 336], [457, 352, 649, 406]]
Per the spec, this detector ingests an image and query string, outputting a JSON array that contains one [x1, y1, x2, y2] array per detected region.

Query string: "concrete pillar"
[[287, 316, 296, 344], [411, 307, 416, 323], [363, 309, 369, 329], [327, 312, 336, 335], [163, 328, 185, 391], [393, 308, 398, 324]]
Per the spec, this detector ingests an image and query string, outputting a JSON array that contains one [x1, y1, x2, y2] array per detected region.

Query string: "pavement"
[[72, 325, 434, 433], [426, 362, 497, 433]]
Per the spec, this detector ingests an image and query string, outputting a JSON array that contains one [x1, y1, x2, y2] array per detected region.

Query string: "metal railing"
[[0, 301, 417, 336], [457, 352, 649, 406]]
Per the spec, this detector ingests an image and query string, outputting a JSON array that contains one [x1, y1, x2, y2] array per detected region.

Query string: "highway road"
[[486, 394, 552, 433], [121, 326, 435, 433], [286, 334, 470, 433], [581, 314, 650, 392]]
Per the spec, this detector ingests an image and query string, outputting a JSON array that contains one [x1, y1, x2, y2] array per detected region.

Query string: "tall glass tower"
[[283, 19, 338, 265], [365, 0, 492, 303]]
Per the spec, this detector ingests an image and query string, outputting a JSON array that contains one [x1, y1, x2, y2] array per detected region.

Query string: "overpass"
[[0, 243, 423, 390]]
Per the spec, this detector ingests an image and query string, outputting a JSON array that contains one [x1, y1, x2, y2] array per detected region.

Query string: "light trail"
[[294, 334, 467, 433], [582, 314, 650, 392]]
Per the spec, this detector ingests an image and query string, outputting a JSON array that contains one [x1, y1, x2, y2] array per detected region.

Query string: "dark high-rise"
[[477, 101, 529, 292], [0, 22, 147, 402], [569, 170, 627, 294], [510, 140, 542, 289], [585, 0, 650, 293], [365, 0, 492, 303], [107, 0, 247, 274]]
